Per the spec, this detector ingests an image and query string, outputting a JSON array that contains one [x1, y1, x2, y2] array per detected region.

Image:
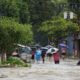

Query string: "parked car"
[[18, 46, 31, 62]]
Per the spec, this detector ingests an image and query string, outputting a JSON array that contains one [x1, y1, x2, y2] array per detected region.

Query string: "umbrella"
[[45, 45, 53, 49], [34, 44, 41, 47], [59, 43, 67, 47], [46, 47, 59, 54], [17, 44, 25, 47]]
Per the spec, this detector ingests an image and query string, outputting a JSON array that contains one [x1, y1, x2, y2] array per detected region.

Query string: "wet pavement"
[[0, 59, 80, 80]]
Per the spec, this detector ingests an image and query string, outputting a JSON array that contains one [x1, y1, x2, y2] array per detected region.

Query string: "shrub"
[[3, 56, 29, 67]]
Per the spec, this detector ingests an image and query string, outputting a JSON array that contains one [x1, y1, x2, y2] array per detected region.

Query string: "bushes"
[[2, 57, 29, 67]]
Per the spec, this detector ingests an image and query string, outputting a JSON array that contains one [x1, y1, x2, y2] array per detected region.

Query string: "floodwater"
[[0, 59, 80, 80]]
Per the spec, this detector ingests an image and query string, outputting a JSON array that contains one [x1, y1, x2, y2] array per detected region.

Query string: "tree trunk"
[[0, 54, 1, 63], [1, 52, 7, 63]]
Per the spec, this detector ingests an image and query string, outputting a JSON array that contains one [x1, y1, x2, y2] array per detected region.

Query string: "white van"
[[18, 46, 31, 62]]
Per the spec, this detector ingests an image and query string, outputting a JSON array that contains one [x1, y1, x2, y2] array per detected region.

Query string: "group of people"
[[31, 47, 60, 64]]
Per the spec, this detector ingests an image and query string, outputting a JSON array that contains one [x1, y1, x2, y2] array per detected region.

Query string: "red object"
[[53, 52, 59, 61], [61, 48, 66, 53], [31, 51, 35, 59], [32, 51, 34, 55]]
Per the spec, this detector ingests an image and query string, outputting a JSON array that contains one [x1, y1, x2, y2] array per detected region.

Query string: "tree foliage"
[[0, 17, 33, 53], [27, 0, 54, 24], [0, 0, 79, 49], [0, 0, 30, 24], [38, 17, 78, 45]]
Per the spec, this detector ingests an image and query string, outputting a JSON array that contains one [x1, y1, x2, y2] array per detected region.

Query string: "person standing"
[[77, 60, 80, 65], [53, 51, 60, 64], [59, 42, 67, 60], [41, 49, 46, 63], [61, 47, 66, 60], [31, 50, 35, 63], [35, 47, 42, 63], [47, 53, 52, 62]]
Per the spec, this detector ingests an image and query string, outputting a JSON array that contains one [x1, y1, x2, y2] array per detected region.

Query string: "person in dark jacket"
[[31, 51, 35, 63], [41, 49, 46, 63], [77, 60, 80, 65]]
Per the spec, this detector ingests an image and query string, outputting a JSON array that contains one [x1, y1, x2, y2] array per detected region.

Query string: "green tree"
[[0, 0, 19, 18], [0, 17, 33, 62], [19, 0, 30, 23], [0, 0, 30, 24], [38, 17, 78, 45], [27, 0, 54, 24], [27, 0, 69, 43]]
